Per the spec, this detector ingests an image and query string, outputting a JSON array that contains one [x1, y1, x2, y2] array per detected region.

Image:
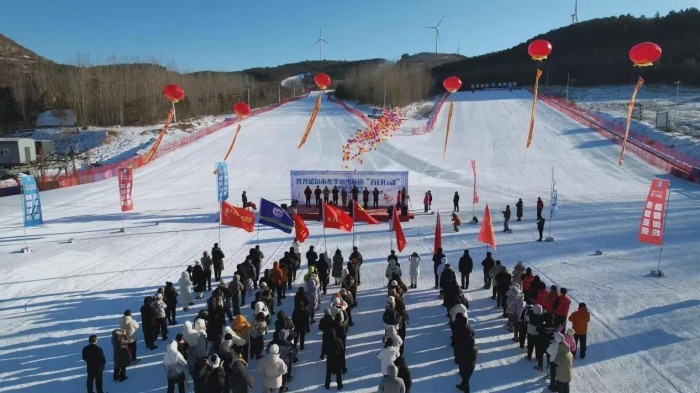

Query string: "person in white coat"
[[177, 271, 193, 311], [119, 310, 140, 363], [408, 252, 421, 289], [260, 344, 288, 393], [449, 303, 469, 324], [163, 340, 188, 393], [384, 325, 403, 349], [377, 338, 400, 376], [385, 260, 402, 280]]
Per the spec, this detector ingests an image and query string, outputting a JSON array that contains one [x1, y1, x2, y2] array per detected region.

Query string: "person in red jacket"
[[269, 262, 287, 306], [534, 283, 548, 307], [536, 197, 544, 220], [544, 285, 559, 314], [521, 268, 534, 294], [552, 288, 571, 328], [568, 302, 590, 359]]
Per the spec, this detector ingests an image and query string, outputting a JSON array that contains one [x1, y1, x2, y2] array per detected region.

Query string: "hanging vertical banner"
[[19, 174, 43, 227], [216, 162, 229, 202], [638, 178, 669, 246], [471, 160, 479, 204], [117, 167, 134, 212]]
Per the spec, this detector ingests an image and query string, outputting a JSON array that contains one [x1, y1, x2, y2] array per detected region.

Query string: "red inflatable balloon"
[[443, 76, 462, 93], [528, 39, 552, 61], [163, 84, 185, 103], [629, 42, 662, 67], [314, 73, 331, 89], [233, 102, 251, 117]]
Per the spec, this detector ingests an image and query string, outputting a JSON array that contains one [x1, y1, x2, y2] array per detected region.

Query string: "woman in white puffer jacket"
[[177, 271, 193, 311]]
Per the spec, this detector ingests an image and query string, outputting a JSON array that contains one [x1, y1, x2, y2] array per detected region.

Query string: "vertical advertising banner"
[[117, 167, 134, 212], [217, 162, 229, 202], [19, 175, 43, 227], [638, 178, 669, 246], [471, 160, 479, 204]]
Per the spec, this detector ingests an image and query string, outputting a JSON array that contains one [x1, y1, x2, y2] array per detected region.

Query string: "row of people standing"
[[304, 185, 382, 209]]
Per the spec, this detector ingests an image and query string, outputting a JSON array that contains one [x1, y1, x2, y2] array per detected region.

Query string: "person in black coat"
[[206, 354, 226, 393], [248, 248, 261, 289], [319, 309, 334, 360], [502, 205, 511, 232], [439, 264, 457, 294], [304, 186, 313, 207], [331, 186, 339, 205], [432, 248, 446, 289], [323, 186, 331, 203], [453, 191, 460, 212], [458, 250, 473, 290], [292, 288, 310, 350], [164, 282, 178, 325], [455, 332, 478, 393], [349, 246, 363, 285], [537, 217, 546, 241], [495, 267, 512, 314], [481, 252, 495, 289], [314, 186, 322, 206], [351, 185, 359, 203], [324, 328, 345, 390], [227, 351, 254, 393], [394, 356, 412, 393], [207, 290, 226, 342], [211, 243, 225, 282], [317, 254, 330, 295], [516, 198, 524, 221], [372, 187, 380, 208], [306, 246, 318, 270], [362, 187, 370, 209], [192, 262, 205, 299], [82, 335, 106, 393], [241, 191, 248, 206], [140, 296, 158, 350]]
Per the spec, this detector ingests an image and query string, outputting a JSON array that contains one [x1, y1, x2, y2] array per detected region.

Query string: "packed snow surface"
[[0, 90, 698, 392]]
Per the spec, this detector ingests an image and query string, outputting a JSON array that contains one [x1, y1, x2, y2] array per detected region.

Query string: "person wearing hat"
[[153, 293, 169, 341], [192, 260, 205, 300], [260, 344, 288, 393], [82, 334, 106, 393], [211, 243, 225, 282], [432, 248, 446, 289], [164, 282, 179, 325], [206, 354, 226, 393], [458, 250, 473, 290], [163, 339, 188, 393], [119, 309, 140, 363], [349, 246, 363, 285], [408, 252, 421, 289], [481, 252, 495, 289], [568, 303, 590, 359], [207, 289, 226, 342], [385, 259, 402, 281]]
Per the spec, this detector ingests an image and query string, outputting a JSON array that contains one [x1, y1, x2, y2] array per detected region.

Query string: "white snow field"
[[0, 90, 698, 393]]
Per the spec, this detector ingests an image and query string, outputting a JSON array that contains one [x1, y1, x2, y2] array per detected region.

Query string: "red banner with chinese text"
[[117, 167, 133, 212], [638, 178, 669, 245]]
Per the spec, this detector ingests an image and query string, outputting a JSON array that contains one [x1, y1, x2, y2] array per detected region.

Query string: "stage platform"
[[296, 205, 415, 222]]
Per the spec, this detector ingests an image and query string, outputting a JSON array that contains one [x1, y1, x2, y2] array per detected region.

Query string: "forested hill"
[[433, 8, 700, 90]]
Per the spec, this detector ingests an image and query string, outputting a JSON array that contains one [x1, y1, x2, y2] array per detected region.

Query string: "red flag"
[[434, 211, 442, 253], [354, 201, 380, 225], [323, 203, 353, 232], [393, 208, 406, 252], [477, 204, 497, 251], [638, 178, 669, 245], [294, 214, 309, 242], [221, 201, 255, 232], [471, 160, 479, 204]]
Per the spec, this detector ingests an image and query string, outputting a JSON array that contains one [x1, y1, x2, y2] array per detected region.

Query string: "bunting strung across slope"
[[298, 95, 322, 149], [443, 100, 455, 158], [526, 69, 543, 148], [143, 107, 175, 164], [213, 124, 243, 174], [619, 76, 645, 165]]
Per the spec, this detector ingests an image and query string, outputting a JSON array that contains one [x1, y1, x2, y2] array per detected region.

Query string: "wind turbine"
[[571, 0, 579, 24], [314, 28, 329, 61], [424, 16, 445, 54]]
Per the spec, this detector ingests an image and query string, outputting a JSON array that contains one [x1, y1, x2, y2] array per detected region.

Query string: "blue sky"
[[1, 0, 697, 72]]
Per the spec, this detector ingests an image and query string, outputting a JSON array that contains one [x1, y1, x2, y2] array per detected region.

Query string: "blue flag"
[[259, 198, 293, 234], [217, 162, 229, 202], [19, 174, 43, 227]]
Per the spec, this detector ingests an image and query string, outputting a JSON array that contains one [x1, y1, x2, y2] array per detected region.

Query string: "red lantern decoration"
[[162, 84, 185, 103], [527, 39, 552, 61], [233, 102, 251, 118], [314, 73, 331, 89], [443, 76, 462, 93], [629, 42, 662, 67]]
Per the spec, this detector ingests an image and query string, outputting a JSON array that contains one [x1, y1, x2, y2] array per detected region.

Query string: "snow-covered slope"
[[0, 91, 698, 393]]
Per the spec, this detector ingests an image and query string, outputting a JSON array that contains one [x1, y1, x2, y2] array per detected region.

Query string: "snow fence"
[[538, 92, 700, 183], [0, 93, 310, 197]]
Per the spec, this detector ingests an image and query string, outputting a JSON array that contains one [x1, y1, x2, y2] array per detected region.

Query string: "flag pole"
[[218, 202, 222, 244], [20, 183, 29, 252], [546, 167, 554, 241], [655, 186, 671, 277]]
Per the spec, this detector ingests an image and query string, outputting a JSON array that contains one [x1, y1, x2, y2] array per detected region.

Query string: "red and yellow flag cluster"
[[342, 109, 403, 167]]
